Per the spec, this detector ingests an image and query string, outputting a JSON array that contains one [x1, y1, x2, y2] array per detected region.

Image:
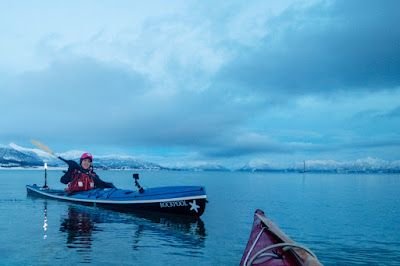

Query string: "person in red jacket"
[[61, 153, 115, 193]]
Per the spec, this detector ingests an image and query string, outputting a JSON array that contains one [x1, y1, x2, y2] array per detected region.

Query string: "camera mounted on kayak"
[[133, 173, 145, 193]]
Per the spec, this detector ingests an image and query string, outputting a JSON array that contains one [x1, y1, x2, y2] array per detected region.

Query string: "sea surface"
[[0, 170, 399, 265]]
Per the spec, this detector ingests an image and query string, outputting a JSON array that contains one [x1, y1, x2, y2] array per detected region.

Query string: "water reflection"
[[58, 206, 99, 263], [40, 200, 206, 263], [59, 207, 101, 247], [133, 211, 206, 240], [43, 201, 48, 239]]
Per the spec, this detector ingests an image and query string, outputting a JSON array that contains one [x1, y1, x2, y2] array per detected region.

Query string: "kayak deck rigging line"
[[245, 242, 319, 266], [242, 225, 270, 266], [86, 187, 119, 199]]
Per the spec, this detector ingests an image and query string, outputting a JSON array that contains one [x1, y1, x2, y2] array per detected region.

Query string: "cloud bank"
[[0, 0, 399, 164]]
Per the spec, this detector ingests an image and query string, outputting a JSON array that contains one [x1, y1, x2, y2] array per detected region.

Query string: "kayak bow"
[[240, 209, 321, 266]]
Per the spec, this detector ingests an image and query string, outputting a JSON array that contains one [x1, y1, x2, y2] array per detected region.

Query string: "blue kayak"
[[26, 185, 207, 217]]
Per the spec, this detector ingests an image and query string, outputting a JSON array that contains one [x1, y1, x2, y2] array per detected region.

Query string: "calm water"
[[0, 170, 399, 265]]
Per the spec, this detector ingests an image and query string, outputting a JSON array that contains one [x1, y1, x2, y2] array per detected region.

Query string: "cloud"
[[206, 136, 400, 159], [200, 132, 314, 157], [384, 106, 400, 118], [215, 0, 400, 98], [0, 57, 257, 151], [0, 58, 148, 141]]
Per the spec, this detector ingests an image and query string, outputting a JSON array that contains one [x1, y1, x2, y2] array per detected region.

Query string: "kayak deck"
[[240, 209, 321, 266], [27, 184, 207, 217]]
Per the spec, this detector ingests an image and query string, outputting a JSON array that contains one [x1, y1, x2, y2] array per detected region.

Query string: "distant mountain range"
[[238, 157, 400, 173], [1, 143, 399, 173]]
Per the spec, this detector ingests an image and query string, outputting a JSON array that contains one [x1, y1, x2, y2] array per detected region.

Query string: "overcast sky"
[[1, 0, 399, 167]]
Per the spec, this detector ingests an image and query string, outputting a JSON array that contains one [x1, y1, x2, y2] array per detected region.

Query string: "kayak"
[[240, 209, 321, 266], [26, 184, 206, 217]]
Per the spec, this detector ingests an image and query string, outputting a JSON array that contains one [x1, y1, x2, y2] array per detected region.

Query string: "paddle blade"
[[30, 139, 59, 158]]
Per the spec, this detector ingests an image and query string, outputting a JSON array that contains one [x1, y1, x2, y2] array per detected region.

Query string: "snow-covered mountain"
[[9, 143, 60, 165], [166, 161, 231, 171], [0, 144, 43, 167], [94, 155, 166, 170], [238, 157, 400, 173]]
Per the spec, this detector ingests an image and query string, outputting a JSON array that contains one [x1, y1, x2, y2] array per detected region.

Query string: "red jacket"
[[67, 170, 95, 193], [60, 160, 116, 190]]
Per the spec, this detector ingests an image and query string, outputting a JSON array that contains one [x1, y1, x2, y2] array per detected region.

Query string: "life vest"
[[67, 170, 95, 193]]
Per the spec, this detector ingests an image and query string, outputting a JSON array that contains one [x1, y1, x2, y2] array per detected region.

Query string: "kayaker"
[[60, 153, 116, 193]]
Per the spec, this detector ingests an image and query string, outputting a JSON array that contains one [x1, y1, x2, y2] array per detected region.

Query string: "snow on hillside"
[[240, 157, 400, 173], [0, 143, 43, 167], [58, 150, 86, 160], [94, 155, 165, 170], [9, 143, 57, 163], [238, 159, 288, 172], [164, 161, 230, 171]]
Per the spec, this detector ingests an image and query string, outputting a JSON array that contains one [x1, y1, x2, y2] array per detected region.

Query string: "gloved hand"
[[92, 174, 116, 188], [66, 160, 80, 171]]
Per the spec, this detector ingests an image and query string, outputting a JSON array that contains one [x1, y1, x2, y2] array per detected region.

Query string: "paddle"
[[30, 140, 117, 189], [30, 139, 68, 164]]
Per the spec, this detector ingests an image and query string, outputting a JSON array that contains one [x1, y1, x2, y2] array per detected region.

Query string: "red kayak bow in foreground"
[[240, 209, 322, 266]]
